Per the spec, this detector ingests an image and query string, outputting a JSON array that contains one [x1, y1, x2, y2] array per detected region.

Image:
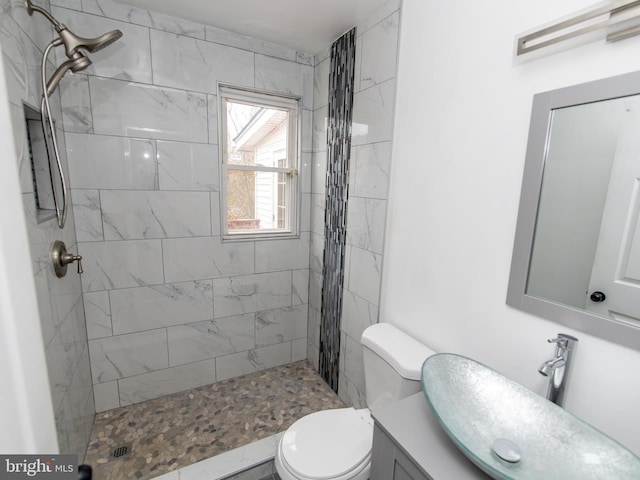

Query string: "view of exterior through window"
[[219, 85, 300, 238]]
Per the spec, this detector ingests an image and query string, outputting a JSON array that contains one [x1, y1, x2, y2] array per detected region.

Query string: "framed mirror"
[[507, 70, 640, 350]]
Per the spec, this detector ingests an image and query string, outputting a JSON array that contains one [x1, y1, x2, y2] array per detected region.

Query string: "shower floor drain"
[[109, 444, 131, 461]]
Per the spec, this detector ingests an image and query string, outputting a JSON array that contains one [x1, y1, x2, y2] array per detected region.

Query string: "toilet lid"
[[280, 409, 373, 479]]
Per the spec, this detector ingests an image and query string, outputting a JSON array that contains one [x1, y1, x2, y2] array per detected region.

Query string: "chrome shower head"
[[46, 53, 92, 96], [57, 28, 123, 58], [25, 0, 123, 58]]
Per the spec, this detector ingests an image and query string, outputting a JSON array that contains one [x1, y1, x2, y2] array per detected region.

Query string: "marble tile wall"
[[307, 50, 329, 373], [308, 0, 402, 408], [50, 0, 314, 411], [0, 0, 94, 456], [341, 0, 401, 407]]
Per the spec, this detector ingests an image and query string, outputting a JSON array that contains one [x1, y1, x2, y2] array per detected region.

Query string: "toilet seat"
[[276, 407, 373, 480]]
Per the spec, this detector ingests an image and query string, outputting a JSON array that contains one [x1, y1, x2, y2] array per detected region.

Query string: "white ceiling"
[[117, 0, 390, 54]]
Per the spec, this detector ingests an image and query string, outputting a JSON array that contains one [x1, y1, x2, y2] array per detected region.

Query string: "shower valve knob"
[[51, 240, 83, 277], [68, 254, 83, 274]]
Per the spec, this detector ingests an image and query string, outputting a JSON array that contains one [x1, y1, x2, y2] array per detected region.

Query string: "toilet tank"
[[361, 323, 436, 412]]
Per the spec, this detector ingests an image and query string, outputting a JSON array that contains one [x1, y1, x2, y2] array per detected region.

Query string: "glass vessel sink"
[[421, 353, 640, 479]]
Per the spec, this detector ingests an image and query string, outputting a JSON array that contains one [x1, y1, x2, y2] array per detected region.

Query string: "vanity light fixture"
[[516, 0, 640, 57]]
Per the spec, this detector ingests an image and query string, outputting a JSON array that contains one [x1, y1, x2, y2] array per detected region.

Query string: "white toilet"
[[275, 323, 436, 480]]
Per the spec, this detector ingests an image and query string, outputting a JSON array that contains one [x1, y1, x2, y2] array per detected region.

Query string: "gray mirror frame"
[[507, 70, 640, 351]]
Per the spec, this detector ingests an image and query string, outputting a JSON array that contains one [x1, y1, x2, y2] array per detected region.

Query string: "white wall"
[[381, 0, 640, 454]]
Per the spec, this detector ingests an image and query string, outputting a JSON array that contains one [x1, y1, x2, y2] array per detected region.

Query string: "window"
[[219, 85, 300, 239]]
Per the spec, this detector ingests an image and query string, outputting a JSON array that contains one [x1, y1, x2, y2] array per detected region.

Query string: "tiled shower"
[[0, 0, 401, 459], [57, 2, 315, 412]]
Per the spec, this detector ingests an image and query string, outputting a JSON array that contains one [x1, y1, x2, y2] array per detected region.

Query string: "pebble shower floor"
[[84, 361, 344, 480]]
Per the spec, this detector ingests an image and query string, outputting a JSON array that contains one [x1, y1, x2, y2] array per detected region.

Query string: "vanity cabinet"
[[370, 393, 491, 480]]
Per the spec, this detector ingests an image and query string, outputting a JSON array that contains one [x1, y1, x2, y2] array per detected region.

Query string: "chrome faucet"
[[538, 333, 578, 406]]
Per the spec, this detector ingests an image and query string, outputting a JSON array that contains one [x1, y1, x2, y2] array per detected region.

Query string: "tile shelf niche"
[[24, 102, 57, 224]]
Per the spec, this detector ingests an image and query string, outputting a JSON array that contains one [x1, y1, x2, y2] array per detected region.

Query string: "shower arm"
[[26, 0, 64, 31], [40, 39, 68, 229]]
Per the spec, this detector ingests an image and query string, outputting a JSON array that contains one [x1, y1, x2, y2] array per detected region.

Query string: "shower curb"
[[151, 432, 283, 480]]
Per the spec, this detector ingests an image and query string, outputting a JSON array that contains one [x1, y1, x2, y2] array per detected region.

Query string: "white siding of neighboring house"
[[255, 120, 287, 228]]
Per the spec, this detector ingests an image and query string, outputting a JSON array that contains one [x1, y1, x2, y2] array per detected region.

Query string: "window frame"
[[218, 84, 301, 241]]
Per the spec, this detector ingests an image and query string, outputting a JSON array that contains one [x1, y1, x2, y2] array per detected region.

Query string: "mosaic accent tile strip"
[[319, 28, 357, 391], [84, 361, 344, 480]]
